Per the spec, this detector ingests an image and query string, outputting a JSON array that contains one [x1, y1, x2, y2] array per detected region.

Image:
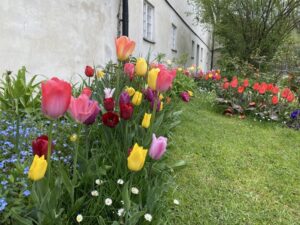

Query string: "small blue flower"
[[23, 190, 31, 197], [1, 180, 8, 186], [290, 109, 300, 119], [23, 166, 29, 175], [0, 198, 8, 212]]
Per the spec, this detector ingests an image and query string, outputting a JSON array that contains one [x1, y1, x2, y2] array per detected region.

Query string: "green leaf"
[[122, 182, 131, 210]]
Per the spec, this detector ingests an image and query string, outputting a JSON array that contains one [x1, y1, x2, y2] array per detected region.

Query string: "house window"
[[191, 41, 195, 59], [171, 24, 177, 50], [200, 47, 203, 62], [143, 1, 154, 41]]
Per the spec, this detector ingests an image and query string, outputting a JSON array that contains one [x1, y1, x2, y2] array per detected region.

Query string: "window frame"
[[143, 1, 155, 43], [171, 23, 177, 51]]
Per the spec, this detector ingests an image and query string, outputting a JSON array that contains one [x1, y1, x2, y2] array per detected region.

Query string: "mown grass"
[[166, 92, 300, 225]]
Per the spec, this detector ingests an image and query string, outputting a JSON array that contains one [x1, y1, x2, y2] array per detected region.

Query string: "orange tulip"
[[115, 36, 136, 61]]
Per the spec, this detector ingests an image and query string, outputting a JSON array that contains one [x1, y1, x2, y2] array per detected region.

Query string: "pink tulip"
[[68, 91, 100, 125], [156, 68, 176, 92], [124, 63, 135, 80], [180, 92, 190, 102], [41, 77, 72, 119], [149, 134, 168, 160]]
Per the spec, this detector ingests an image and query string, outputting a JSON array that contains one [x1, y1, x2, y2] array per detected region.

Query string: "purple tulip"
[[180, 92, 190, 102], [144, 88, 155, 102], [150, 98, 161, 112], [119, 92, 131, 104], [149, 134, 167, 160]]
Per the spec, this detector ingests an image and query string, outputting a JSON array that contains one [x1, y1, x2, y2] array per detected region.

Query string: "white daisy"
[[173, 199, 180, 205], [105, 198, 112, 206], [91, 190, 99, 197], [95, 179, 103, 185], [144, 213, 152, 222], [76, 214, 83, 223], [117, 179, 124, 185], [117, 208, 125, 217], [131, 187, 139, 195]]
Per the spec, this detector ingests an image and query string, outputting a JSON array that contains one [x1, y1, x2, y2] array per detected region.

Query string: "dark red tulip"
[[32, 135, 54, 158]]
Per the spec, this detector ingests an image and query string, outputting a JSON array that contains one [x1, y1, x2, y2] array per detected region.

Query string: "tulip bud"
[[127, 143, 148, 171], [132, 91, 143, 106], [28, 155, 48, 181], [124, 63, 135, 80], [85, 66, 94, 77], [32, 135, 54, 159], [125, 86, 135, 97], [147, 68, 160, 90]]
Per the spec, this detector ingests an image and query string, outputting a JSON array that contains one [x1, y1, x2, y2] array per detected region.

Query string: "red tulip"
[[104, 97, 115, 112], [85, 66, 94, 77], [41, 77, 72, 119], [230, 77, 238, 88], [32, 135, 54, 159], [258, 83, 267, 94], [243, 79, 249, 87], [223, 82, 230, 89], [102, 112, 119, 128], [267, 83, 274, 91], [272, 96, 278, 105], [272, 86, 279, 94], [120, 103, 134, 120], [124, 63, 135, 80], [180, 92, 190, 102], [281, 88, 291, 98], [82, 87, 92, 98], [115, 36, 136, 61], [287, 92, 295, 102], [156, 68, 176, 92], [68, 91, 100, 125], [238, 86, 245, 94], [253, 82, 260, 91]]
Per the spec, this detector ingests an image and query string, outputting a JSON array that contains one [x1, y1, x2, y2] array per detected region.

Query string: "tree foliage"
[[189, 0, 300, 65]]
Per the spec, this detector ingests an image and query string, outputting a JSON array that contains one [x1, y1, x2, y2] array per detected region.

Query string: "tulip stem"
[[47, 120, 54, 180]]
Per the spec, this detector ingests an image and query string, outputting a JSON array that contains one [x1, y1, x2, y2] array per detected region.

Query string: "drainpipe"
[[122, 0, 129, 36]]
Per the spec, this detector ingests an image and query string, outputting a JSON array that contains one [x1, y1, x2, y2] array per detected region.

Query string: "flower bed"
[[195, 70, 300, 126], [0, 36, 192, 224]]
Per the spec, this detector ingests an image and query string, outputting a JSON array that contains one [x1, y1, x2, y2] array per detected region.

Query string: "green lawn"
[[166, 93, 300, 225]]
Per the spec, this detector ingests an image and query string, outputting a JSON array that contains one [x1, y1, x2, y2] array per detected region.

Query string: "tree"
[[189, 0, 300, 67]]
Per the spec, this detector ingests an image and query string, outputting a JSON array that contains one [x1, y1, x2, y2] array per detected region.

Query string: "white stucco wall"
[[0, 0, 120, 81], [129, 0, 212, 71], [0, 0, 212, 81]]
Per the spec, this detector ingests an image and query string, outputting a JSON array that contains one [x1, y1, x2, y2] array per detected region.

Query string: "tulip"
[[125, 86, 135, 97], [180, 92, 190, 102], [119, 92, 131, 105], [41, 77, 72, 119], [142, 113, 151, 128], [132, 91, 143, 106], [144, 88, 155, 102], [82, 87, 92, 98], [272, 86, 279, 94], [115, 36, 136, 61], [28, 155, 48, 181], [287, 92, 295, 102], [32, 135, 54, 159], [272, 95, 279, 105], [223, 82, 230, 89], [159, 94, 164, 100], [188, 91, 193, 97], [253, 82, 260, 91], [282, 88, 291, 98], [238, 86, 245, 94], [127, 143, 148, 171], [258, 83, 267, 94], [135, 58, 148, 76], [120, 103, 134, 120], [230, 77, 238, 88], [124, 63, 135, 80], [68, 92, 100, 125], [147, 68, 160, 90], [102, 112, 119, 128], [149, 134, 167, 160], [243, 79, 249, 87], [150, 98, 161, 112], [156, 68, 176, 92], [160, 102, 163, 111], [85, 66, 94, 77], [104, 98, 115, 112]]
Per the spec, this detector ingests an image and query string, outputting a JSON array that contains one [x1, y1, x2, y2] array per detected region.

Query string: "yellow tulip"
[[96, 70, 105, 78], [147, 68, 160, 90], [127, 143, 148, 171], [142, 113, 152, 128], [125, 86, 135, 97], [135, 58, 147, 76], [28, 155, 48, 181], [188, 91, 193, 97], [160, 102, 164, 111], [132, 91, 143, 106]]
